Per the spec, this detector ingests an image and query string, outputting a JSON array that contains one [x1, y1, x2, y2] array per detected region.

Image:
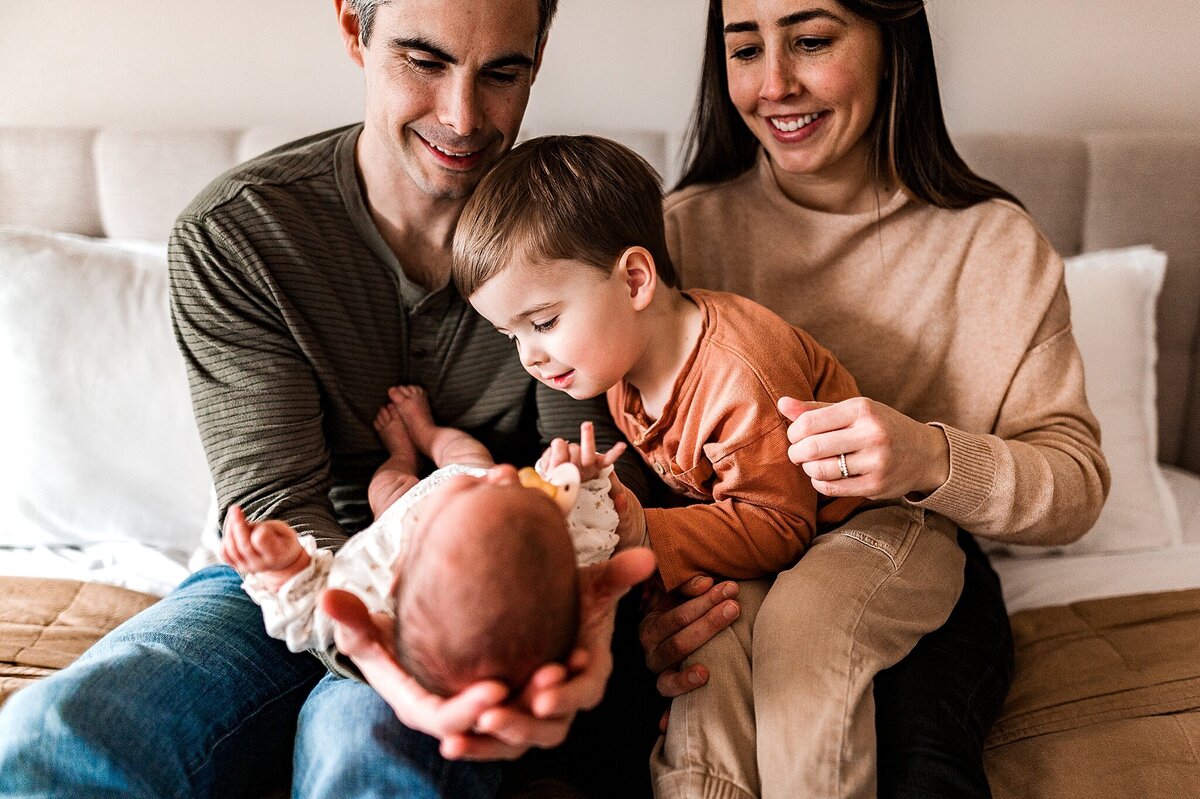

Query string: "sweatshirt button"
[[654, 463, 666, 475]]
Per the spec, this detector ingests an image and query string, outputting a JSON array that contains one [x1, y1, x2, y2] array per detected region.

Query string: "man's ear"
[[335, 0, 365, 68], [617, 247, 658, 311], [531, 31, 550, 84]]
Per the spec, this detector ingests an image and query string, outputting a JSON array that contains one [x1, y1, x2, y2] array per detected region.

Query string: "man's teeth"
[[770, 112, 823, 132], [432, 143, 477, 158]]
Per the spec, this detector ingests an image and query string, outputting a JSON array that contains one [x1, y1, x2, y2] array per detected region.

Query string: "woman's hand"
[[639, 575, 740, 698], [777, 396, 951, 499]]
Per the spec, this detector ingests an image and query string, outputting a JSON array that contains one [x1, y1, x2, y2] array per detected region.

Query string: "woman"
[[643, 1, 1110, 797]]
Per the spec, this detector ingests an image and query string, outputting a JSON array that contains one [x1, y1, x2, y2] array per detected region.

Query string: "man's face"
[[347, 0, 543, 201]]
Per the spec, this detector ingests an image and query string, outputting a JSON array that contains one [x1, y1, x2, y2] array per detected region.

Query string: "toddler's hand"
[[221, 504, 310, 591], [538, 421, 627, 482]]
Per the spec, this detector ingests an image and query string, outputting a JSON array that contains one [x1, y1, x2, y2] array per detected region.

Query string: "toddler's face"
[[468, 260, 641, 400]]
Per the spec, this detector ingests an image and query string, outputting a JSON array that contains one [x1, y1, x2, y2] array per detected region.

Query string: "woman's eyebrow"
[[723, 8, 847, 36]]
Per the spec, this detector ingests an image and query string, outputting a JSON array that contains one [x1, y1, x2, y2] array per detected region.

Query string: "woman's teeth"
[[770, 112, 824, 132]]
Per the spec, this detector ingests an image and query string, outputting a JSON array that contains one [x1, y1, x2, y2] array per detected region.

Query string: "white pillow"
[[1056, 245, 1182, 554], [0, 227, 213, 558]]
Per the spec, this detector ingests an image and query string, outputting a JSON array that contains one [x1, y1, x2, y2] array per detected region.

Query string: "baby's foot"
[[388, 385, 439, 452], [374, 399, 418, 473]]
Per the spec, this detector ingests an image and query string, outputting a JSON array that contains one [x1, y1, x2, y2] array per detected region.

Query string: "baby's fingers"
[[597, 441, 627, 468]]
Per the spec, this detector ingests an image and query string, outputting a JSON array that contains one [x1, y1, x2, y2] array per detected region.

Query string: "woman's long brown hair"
[[676, 0, 1022, 209]]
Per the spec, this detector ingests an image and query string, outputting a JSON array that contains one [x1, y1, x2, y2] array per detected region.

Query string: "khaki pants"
[[650, 505, 965, 799]]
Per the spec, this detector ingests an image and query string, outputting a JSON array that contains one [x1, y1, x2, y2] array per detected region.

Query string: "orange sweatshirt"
[[665, 150, 1110, 547], [608, 289, 862, 591]]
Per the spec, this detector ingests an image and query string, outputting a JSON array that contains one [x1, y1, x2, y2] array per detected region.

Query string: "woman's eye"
[[730, 45, 760, 62], [532, 317, 558, 333], [796, 37, 831, 52]]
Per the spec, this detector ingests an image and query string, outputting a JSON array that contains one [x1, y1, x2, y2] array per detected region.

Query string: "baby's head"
[[452, 135, 678, 399], [393, 466, 580, 697]]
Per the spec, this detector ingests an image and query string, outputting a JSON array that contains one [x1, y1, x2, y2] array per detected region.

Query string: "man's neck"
[[626, 289, 703, 422], [356, 131, 465, 292]]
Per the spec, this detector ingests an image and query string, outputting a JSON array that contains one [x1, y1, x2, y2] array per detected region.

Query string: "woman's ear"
[[335, 0, 365, 68], [617, 247, 658, 312]]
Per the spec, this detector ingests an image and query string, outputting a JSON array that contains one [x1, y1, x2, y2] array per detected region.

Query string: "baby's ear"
[[545, 463, 581, 515]]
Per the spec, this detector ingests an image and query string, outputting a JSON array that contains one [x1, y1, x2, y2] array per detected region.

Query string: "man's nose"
[[439, 74, 481, 138]]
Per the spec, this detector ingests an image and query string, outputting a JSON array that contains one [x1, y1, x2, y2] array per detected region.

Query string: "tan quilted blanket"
[[984, 588, 1200, 799], [0, 576, 159, 707], [3, 576, 1199, 799]]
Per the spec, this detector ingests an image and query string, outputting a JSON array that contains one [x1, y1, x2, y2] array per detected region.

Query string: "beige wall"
[[1, 1, 1196, 136]]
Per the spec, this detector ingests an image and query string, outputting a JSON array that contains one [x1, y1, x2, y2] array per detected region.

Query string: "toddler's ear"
[[545, 463, 581, 514]]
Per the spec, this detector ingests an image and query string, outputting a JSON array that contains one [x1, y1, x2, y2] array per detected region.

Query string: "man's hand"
[[639, 575, 741, 698], [319, 588, 509, 755], [323, 548, 656, 761], [443, 547, 658, 760]]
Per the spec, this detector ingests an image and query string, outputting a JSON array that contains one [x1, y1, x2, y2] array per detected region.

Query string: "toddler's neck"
[[625, 287, 703, 422]]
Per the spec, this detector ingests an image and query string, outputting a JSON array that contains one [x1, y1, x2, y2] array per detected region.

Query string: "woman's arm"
[[781, 284, 1110, 546]]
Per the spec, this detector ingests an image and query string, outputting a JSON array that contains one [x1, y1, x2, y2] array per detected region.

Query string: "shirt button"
[[654, 463, 666, 475]]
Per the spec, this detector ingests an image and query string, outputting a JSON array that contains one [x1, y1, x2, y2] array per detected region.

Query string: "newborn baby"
[[222, 386, 622, 696]]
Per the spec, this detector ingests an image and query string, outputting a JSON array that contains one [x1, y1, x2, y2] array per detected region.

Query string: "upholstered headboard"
[[1, 126, 1197, 471]]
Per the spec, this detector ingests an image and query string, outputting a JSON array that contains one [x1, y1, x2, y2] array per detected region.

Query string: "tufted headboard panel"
[[2, 126, 1197, 471]]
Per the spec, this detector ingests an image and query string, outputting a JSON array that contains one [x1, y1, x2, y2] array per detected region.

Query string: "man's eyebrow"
[[388, 36, 535, 71], [723, 8, 847, 35], [390, 36, 457, 63]]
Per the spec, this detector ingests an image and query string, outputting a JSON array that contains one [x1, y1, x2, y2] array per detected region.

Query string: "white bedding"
[[5, 468, 1200, 608], [992, 465, 1200, 613]]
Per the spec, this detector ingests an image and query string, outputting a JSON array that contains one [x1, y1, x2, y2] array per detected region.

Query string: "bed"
[[1, 126, 1198, 797]]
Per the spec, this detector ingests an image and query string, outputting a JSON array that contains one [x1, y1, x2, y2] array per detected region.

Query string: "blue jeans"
[[0, 565, 501, 799], [874, 530, 1015, 798]]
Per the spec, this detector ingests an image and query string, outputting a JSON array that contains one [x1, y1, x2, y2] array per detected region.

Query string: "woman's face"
[[722, 0, 883, 192]]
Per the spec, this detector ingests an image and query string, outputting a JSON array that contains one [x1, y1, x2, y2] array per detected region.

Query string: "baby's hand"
[[221, 504, 311, 592], [538, 421, 627, 483]]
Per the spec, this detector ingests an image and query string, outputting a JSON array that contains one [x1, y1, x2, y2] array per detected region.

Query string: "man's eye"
[[485, 70, 519, 86], [405, 56, 444, 74], [532, 317, 558, 333]]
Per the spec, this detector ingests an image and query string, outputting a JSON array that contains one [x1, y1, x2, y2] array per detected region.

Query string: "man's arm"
[[169, 216, 346, 548]]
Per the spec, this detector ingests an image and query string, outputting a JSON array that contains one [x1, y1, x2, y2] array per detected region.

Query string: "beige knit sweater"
[[664, 151, 1110, 546]]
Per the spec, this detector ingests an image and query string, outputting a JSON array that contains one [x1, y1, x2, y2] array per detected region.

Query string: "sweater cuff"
[[907, 424, 996, 523]]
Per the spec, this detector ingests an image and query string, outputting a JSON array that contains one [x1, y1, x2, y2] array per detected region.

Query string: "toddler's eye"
[[532, 317, 558, 333]]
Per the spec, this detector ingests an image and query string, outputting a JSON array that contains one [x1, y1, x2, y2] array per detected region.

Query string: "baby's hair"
[[392, 492, 580, 697], [452, 135, 677, 298]]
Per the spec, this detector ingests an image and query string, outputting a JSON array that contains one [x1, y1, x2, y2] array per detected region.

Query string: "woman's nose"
[[760, 49, 797, 102]]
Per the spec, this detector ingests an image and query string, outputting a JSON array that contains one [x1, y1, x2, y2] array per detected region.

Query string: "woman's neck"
[[769, 139, 892, 215], [625, 289, 703, 421]]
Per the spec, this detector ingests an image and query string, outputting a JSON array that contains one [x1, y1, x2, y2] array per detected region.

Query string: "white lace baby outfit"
[[240, 463, 619, 653]]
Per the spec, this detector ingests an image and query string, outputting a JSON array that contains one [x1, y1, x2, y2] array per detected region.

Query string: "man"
[[0, 1, 664, 796]]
